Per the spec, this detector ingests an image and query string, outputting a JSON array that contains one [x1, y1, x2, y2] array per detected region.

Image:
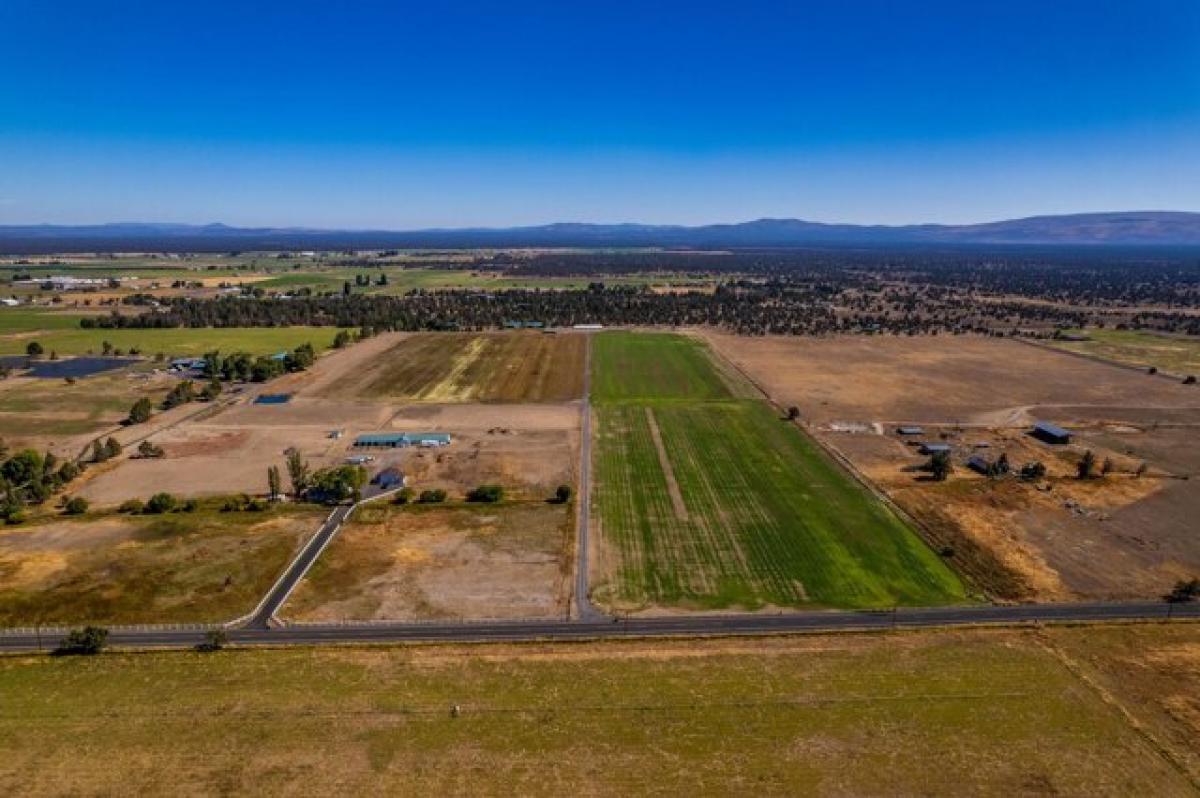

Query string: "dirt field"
[[2, 625, 1197, 795], [0, 507, 321, 625], [703, 332, 1200, 602], [317, 332, 586, 403], [284, 502, 572, 621]]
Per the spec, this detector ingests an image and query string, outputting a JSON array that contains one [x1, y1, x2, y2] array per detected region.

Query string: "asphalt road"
[[242, 504, 353, 629], [573, 333, 602, 620], [3, 600, 1196, 653]]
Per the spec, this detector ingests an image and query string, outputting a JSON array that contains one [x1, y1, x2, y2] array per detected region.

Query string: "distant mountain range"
[[2, 212, 1199, 252]]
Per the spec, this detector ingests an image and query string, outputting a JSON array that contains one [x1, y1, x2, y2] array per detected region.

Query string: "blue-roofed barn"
[[1031, 421, 1071, 445]]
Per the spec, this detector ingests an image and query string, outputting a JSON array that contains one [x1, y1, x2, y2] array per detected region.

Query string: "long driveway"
[[573, 332, 603, 620]]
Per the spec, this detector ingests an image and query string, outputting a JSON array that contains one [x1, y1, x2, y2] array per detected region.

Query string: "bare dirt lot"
[[284, 502, 572, 621], [703, 332, 1200, 602], [75, 360, 581, 505], [315, 331, 586, 403]]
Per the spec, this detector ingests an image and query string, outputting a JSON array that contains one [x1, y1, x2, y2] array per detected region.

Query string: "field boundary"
[[644, 406, 689, 521]]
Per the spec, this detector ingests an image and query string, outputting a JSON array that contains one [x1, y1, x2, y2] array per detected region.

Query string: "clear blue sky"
[[1, 1, 1198, 227]]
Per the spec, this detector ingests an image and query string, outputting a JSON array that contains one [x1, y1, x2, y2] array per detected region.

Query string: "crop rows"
[[592, 332, 967, 610]]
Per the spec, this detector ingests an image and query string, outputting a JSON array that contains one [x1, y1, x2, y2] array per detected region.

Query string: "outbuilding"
[[373, 467, 406, 489], [919, 443, 952, 455], [966, 455, 993, 474], [896, 426, 925, 436], [1031, 421, 1071, 445]]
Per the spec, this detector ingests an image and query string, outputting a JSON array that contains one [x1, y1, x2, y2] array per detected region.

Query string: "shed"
[[373, 467, 406, 489], [966, 455, 992, 474], [896, 426, 925, 436], [1031, 421, 1071, 445], [919, 443, 952, 455]]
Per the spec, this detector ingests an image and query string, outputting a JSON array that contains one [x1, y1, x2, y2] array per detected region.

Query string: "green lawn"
[[0, 628, 1191, 795], [591, 332, 967, 611], [0, 325, 346, 356]]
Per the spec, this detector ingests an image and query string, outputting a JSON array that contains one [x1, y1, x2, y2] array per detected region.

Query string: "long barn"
[[353, 432, 452, 448]]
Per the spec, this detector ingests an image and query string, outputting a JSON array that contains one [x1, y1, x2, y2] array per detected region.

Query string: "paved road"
[[574, 333, 603, 620], [3, 600, 1196, 653], [242, 504, 353, 629]]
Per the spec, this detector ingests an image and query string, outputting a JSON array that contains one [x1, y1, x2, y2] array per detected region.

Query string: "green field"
[[0, 323, 346, 356], [1049, 328, 1200, 376], [591, 332, 966, 610], [592, 331, 742, 403], [0, 627, 1193, 795]]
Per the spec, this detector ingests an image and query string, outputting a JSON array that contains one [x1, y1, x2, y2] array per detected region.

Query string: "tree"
[[418, 489, 447, 504], [1165, 578, 1200, 603], [332, 330, 352, 349], [929, 450, 953, 482], [1135, 461, 1149, 478], [467, 484, 504, 503], [786, 406, 800, 421], [1077, 450, 1097, 480], [92, 440, 107, 463], [145, 492, 178, 514], [995, 453, 1010, 475], [63, 496, 89, 515], [127, 397, 153, 424], [53, 626, 108, 656], [1, 449, 43, 485], [162, 379, 196, 410], [118, 498, 144, 513], [392, 487, 415, 505], [195, 629, 228, 652], [555, 484, 573, 504], [25, 341, 43, 358], [1019, 461, 1046, 481], [137, 440, 164, 459], [267, 465, 282, 499], [200, 379, 223, 401], [1101, 457, 1115, 476], [103, 437, 122, 460], [307, 464, 367, 503], [284, 447, 310, 495]]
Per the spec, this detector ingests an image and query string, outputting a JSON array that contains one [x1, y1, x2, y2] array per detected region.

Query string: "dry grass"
[[0, 626, 1196, 795], [0, 506, 323, 625], [321, 332, 586, 403]]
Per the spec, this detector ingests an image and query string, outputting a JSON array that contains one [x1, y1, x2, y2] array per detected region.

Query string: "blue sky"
[[1, 1, 1198, 227]]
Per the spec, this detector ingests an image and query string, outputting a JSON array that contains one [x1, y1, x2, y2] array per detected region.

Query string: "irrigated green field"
[[0, 626, 1195, 795], [591, 331, 742, 403], [591, 332, 966, 610]]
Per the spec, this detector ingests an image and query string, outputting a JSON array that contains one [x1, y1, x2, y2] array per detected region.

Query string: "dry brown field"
[[703, 332, 1200, 602], [0, 506, 322, 625], [317, 331, 586, 403], [2, 624, 1198, 795], [284, 502, 573, 622]]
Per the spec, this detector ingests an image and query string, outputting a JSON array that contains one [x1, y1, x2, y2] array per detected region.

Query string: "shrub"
[[53, 626, 108, 656], [4, 510, 26, 526], [466, 484, 505, 503], [119, 498, 145, 514], [554, 484, 573, 504], [195, 629, 228, 652], [418, 489, 447, 504], [63, 496, 89, 515], [144, 492, 178, 514], [181, 499, 199, 512], [392, 487, 415, 505]]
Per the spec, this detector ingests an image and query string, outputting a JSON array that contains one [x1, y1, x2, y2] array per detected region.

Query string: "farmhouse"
[[1032, 421, 1072, 445], [372, 466, 406, 489], [353, 432, 452, 448]]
